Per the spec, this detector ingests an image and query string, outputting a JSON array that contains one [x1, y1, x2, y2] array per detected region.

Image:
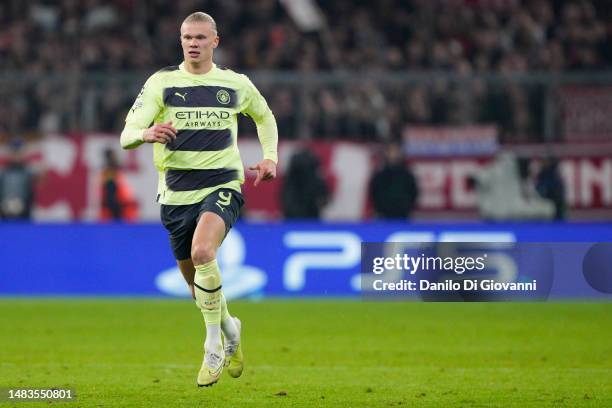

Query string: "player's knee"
[[191, 242, 217, 265]]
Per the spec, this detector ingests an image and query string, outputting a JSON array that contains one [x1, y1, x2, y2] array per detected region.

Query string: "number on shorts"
[[215, 191, 232, 211]]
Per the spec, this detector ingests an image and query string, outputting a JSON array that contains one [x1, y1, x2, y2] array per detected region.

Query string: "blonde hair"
[[183, 12, 218, 34]]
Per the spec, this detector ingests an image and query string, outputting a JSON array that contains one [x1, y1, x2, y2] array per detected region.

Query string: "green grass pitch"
[[0, 300, 610, 407]]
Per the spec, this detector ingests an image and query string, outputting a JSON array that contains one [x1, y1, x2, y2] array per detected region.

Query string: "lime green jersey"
[[120, 62, 278, 205]]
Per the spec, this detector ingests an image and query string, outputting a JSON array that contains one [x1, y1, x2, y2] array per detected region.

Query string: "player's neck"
[[185, 60, 213, 75]]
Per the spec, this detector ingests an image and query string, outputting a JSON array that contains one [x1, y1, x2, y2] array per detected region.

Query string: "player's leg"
[[191, 212, 226, 386], [160, 203, 227, 386], [177, 258, 196, 299], [192, 189, 245, 385]]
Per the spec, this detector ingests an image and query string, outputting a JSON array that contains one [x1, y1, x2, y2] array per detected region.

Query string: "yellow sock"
[[220, 293, 230, 322], [194, 259, 222, 349]]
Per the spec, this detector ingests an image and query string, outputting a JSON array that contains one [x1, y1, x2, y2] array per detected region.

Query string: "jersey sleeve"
[[120, 74, 164, 149], [241, 76, 279, 164]]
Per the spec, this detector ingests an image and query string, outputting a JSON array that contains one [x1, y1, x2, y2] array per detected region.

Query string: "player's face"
[[180, 22, 219, 64]]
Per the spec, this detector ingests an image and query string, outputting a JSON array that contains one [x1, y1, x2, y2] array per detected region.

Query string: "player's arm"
[[242, 77, 278, 186], [120, 75, 176, 149]]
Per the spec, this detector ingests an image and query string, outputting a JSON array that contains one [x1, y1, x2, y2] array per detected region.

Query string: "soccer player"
[[120, 12, 278, 387]]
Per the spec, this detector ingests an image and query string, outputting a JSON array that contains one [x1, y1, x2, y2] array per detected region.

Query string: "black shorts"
[[160, 188, 244, 260]]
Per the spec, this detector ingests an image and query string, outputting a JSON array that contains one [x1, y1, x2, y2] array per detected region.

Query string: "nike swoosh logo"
[[209, 365, 223, 376]]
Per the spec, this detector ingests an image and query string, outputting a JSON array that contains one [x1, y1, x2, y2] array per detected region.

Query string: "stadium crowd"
[[0, 0, 611, 142]]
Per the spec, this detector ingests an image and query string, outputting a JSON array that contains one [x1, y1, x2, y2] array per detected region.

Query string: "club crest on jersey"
[[216, 90, 231, 105]]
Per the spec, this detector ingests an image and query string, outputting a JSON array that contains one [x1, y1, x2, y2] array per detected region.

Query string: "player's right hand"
[[143, 121, 177, 144]]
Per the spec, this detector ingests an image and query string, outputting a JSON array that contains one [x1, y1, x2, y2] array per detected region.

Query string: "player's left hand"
[[249, 159, 277, 187]]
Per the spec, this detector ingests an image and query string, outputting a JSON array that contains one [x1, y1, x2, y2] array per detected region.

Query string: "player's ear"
[[213, 36, 219, 49]]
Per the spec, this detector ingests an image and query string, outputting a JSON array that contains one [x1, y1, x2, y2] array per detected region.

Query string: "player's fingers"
[[265, 168, 276, 179], [253, 170, 263, 187], [160, 123, 177, 135], [158, 125, 176, 137], [166, 128, 177, 140], [164, 131, 175, 142], [159, 128, 176, 140], [248, 165, 259, 171], [155, 131, 172, 144]]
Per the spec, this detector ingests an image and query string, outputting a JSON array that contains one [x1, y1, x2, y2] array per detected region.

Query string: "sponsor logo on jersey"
[[175, 110, 231, 120]]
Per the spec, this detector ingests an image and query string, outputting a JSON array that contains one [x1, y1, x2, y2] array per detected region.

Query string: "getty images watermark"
[[360, 242, 612, 301], [370, 252, 537, 292]]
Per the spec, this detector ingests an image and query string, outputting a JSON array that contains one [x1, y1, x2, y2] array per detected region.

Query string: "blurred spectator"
[[472, 152, 554, 221], [99, 148, 138, 222], [536, 157, 566, 220], [0, 140, 36, 220], [281, 148, 329, 219], [369, 143, 419, 219]]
